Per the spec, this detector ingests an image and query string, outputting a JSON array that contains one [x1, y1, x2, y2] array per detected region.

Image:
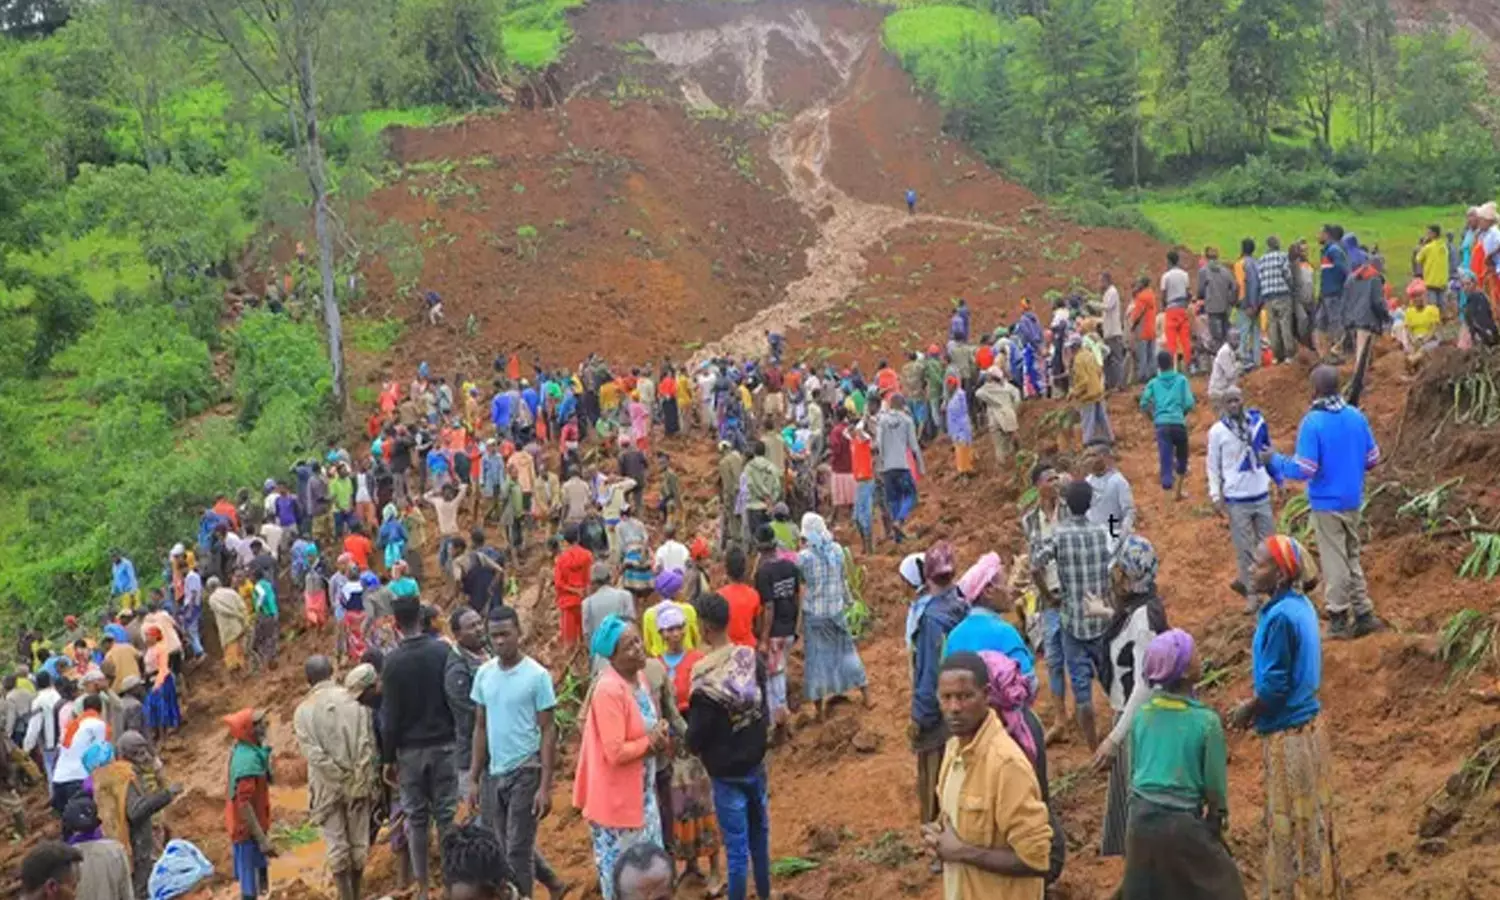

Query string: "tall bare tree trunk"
[[294, 0, 346, 410]]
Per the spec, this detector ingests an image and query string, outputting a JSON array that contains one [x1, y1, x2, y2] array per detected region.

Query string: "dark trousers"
[[1154, 424, 1189, 490], [881, 469, 917, 524], [397, 743, 458, 891], [1207, 312, 1229, 347], [480, 764, 559, 899]]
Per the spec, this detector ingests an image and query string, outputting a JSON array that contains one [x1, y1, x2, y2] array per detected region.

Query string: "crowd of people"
[[12, 201, 1498, 900]]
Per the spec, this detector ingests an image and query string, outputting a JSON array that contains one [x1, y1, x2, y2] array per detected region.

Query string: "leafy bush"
[[232, 310, 333, 428], [53, 308, 215, 419]]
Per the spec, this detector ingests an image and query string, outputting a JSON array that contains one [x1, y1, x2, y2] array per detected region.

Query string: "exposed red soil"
[[9, 3, 1500, 899]]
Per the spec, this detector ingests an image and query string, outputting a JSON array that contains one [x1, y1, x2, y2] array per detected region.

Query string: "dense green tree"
[[1339, 0, 1396, 154], [1394, 21, 1486, 157], [392, 0, 505, 107], [1148, 0, 1228, 158], [1227, 0, 1312, 147], [1300, 0, 1347, 151]]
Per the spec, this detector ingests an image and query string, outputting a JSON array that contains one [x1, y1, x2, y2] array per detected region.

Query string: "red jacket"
[[553, 545, 593, 610]]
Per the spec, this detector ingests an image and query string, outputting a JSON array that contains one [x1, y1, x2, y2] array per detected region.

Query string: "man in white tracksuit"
[[1206, 386, 1281, 613]]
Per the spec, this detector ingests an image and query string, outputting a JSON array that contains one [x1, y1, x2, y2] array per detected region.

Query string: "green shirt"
[[1128, 693, 1228, 813], [254, 580, 279, 618], [329, 476, 354, 511]]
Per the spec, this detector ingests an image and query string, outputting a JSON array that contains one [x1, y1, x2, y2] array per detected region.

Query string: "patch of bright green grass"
[[1138, 200, 1459, 254], [346, 316, 406, 353], [881, 6, 1006, 103], [10, 229, 154, 304], [501, 0, 588, 70]]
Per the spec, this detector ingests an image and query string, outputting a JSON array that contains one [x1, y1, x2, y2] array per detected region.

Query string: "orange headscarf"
[[223, 708, 259, 744]]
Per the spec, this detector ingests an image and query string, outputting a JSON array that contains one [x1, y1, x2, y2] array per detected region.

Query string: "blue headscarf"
[[104, 624, 130, 644], [590, 614, 629, 660]]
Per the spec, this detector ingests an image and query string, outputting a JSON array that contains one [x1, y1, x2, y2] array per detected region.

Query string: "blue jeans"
[[1041, 608, 1065, 701], [853, 480, 875, 537], [909, 399, 928, 431], [1238, 309, 1262, 370], [712, 767, 771, 900], [881, 469, 917, 524], [1060, 629, 1109, 704]]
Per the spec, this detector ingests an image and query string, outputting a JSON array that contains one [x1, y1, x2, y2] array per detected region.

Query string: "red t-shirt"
[[719, 583, 762, 647], [976, 346, 995, 371], [343, 534, 373, 569]]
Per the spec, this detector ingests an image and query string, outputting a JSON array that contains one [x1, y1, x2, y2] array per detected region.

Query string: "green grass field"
[[4, 229, 154, 307], [1138, 201, 1461, 256], [501, 0, 588, 70], [881, 5, 1007, 102]]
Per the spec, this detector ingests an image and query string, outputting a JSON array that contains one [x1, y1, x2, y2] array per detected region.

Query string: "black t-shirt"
[[459, 549, 502, 614], [754, 558, 802, 638], [390, 437, 413, 473], [619, 450, 648, 484]]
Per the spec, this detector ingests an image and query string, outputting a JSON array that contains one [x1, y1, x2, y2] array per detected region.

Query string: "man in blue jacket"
[[1266, 366, 1382, 639], [908, 541, 967, 830]]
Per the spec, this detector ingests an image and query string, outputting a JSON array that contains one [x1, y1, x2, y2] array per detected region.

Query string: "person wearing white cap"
[[1473, 201, 1500, 303]]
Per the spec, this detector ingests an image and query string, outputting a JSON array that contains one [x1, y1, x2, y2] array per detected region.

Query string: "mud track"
[[639, 12, 1015, 362]]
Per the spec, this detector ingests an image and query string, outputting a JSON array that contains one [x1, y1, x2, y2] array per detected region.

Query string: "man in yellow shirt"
[[925, 653, 1052, 900], [1415, 225, 1451, 317], [1402, 290, 1442, 352]]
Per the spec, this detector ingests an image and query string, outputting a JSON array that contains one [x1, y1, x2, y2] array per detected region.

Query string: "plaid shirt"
[[1257, 250, 1292, 299], [1035, 514, 1112, 640], [798, 545, 848, 619]]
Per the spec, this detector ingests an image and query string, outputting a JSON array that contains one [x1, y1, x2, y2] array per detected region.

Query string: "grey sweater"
[[874, 410, 925, 475], [1197, 262, 1239, 315]]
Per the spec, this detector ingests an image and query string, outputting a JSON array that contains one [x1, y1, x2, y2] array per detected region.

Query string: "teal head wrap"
[[590, 613, 629, 660]]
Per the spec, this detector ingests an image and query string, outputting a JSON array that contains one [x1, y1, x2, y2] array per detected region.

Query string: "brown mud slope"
[[9, 2, 1500, 899]]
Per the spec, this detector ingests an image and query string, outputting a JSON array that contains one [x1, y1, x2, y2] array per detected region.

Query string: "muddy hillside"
[[7, 2, 1500, 900]]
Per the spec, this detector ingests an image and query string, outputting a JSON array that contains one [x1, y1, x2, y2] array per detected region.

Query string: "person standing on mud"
[[905, 188, 917, 216], [467, 607, 570, 900], [1229, 536, 1342, 899], [910, 542, 969, 831], [1207, 387, 1280, 614], [1265, 366, 1382, 639], [1139, 351, 1196, 501], [924, 652, 1053, 900], [381, 595, 460, 900], [293, 655, 380, 900], [874, 395, 924, 545]]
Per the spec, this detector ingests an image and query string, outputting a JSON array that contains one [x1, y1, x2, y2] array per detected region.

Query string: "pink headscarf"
[[977, 650, 1037, 764], [958, 552, 1004, 604]]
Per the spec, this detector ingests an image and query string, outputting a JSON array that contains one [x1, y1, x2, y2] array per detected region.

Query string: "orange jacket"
[[573, 667, 656, 829]]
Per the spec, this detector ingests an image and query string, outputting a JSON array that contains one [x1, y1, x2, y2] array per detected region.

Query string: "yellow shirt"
[[1415, 239, 1449, 287], [642, 601, 701, 658], [1406, 304, 1441, 341], [936, 711, 1051, 900]]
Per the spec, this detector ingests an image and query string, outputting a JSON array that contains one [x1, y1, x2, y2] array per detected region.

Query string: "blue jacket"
[[490, 392, 514, 430], [1269, 403, 1378, 512], [1252, 590, 1321, 734], [1319, 241, 1349, 299], [111, 558, 138, 595], [910, 587, 968, 736], [1139, 370, 1196, 426], [942, 607, 1035, 678], [521, 387, 540, 419]]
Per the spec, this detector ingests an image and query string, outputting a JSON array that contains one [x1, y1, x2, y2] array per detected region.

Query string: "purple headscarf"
[[978, 650, 1038, 764], [1142, 628, 1196, 688]]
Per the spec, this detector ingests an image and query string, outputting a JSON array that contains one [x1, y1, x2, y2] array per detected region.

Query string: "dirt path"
[[639, 13, 1011, 363]]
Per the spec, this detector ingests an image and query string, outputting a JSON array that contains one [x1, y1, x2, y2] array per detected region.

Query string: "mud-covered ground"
[[7, 2, 1500, 899]]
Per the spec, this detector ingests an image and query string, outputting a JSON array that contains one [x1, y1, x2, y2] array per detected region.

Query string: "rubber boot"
[[1328, 610, 1352, 640], [1350, 612, 1385, 639], [333, 872, 354, 900], [351, 870, 364, 900]]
